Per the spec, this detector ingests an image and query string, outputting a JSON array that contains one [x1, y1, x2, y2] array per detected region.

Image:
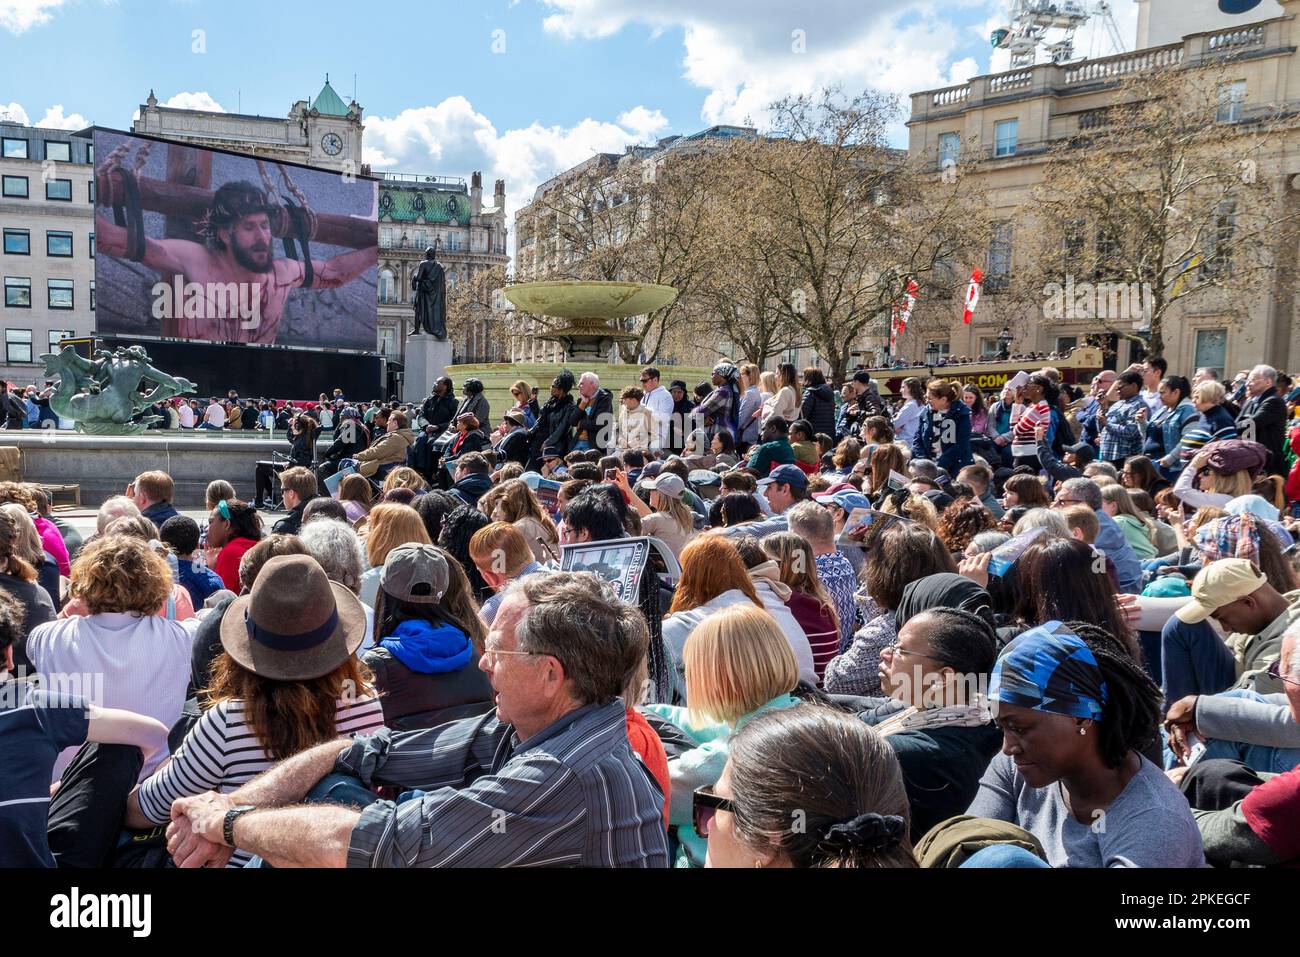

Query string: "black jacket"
[[578, 388, 615, 456], [288, 430, 315, 467], [446, 430, 489, 459], [1236, 387, 1287, 475], [272, 499, 310, 536], [421, 392, 458, 433], [362, 646, 494, 732], [320, 422, 370, 463], [494, 428, 530, 466], [527, 393, 579, 466], [451, 472, 494, 508], [800, 383, 837, 438]]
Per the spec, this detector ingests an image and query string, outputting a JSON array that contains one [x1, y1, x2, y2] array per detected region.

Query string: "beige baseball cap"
[[1174, 559, 1267, 624]]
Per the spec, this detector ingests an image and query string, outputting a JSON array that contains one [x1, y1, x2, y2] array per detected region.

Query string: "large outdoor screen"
[[92, 128, 378, 351]]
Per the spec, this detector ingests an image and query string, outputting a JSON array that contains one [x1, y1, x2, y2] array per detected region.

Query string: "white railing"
[[990, 70, 1033, 95], [1207, 26, 1266, 53], [932, 85, 970, 108], [1064, 45, 1184, 85]]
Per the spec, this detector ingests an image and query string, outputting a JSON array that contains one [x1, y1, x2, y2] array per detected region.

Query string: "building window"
[[979, 337, 1001, 358], [1056, 336, 1079, 352], [377, 327, 396, 357], [46, 231, 73, 257], [87, 181, 95, 203], [1201, 200, 1237, 279], [3, 230, 29, 255], [1217, 81, 1247, 123], [2, 176, 28, 198], [44, 141, 71, 162], [88, 233, 95, 258], [1, 137, 27, 158], [48, 279, 73, 309], [49, 329, 72, 353], [4, 277, 31, 308], [926, 340, 951, 359], [1194, 328, 1228, 378], [995, 119, 1019, 157], [987, 223, 1013, 291], [86, 143, 93, 165], [89, 280, 95, 310], [1095, 229, 1119, 281], [378, 268, 395, 302], [938, 132, 961, 167], [5, 329, 32, 364], [46, 179, 72, 201], [413, 230, 426, 249]]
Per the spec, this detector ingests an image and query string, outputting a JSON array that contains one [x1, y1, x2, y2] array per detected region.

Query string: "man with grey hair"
[[1051, 476, 1140, 593], [576, 371, 614, 456], [1237, 363, 1286, 476], [164, 571, 669, 868], [787, 501, 860, 649], [908, 458, 942, 484], [96, 495, 141, 534]]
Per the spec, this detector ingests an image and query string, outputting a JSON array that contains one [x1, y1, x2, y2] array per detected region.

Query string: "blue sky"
[[1, 0, 1138, 216]]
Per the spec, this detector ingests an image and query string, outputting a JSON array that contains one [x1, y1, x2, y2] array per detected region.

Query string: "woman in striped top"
[[761, 533, 840, 684], [125, 554, 385, 866], [1011, 375, 1056, 470]]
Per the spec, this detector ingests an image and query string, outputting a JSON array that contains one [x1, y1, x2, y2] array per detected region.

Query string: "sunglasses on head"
[[1266, 658, 1299, 686], [692, 785, 734, 837]]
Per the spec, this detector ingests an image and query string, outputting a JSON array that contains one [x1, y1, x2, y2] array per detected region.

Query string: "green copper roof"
[[378, 186, 470, 226], [312, 78, 349, 116]]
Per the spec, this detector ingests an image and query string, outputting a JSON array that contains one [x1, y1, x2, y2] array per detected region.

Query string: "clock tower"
[[299, 75, 365, 173]]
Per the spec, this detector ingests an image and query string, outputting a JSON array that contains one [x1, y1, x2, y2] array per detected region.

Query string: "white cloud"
[[0, 101, 31, 125], [364, 96, 670, 226], [161, 91, 225, 113], [0, 0, 68, 34], [33, 104, 88, 129]]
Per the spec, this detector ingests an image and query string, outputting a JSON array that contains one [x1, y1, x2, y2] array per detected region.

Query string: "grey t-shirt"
[[967, 752, 1205, 868]]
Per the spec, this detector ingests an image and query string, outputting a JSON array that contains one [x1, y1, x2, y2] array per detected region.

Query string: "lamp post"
[[924, 343, 940, 377]]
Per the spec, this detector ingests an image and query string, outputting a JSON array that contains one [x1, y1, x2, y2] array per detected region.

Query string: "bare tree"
[[1024, 61, 1300, 357], [731, 88, 991, 385]]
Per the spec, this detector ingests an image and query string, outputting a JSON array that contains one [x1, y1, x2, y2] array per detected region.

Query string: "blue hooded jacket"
[[379, 618, 474, 674], [912, 396, 973, 473]]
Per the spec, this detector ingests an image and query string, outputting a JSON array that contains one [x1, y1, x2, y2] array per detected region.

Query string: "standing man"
[[640, 366, 675, 453], [1236, 364, 1287, 477], [576, 372, 614, 457], [1140, 357, 1167, 416], [1095, 370, 1146, 467], [668, 379, 695, 456], [838, 370, 886, 440]]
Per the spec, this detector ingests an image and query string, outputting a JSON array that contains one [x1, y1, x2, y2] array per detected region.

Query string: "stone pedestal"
[[403, 334, 455, 403]]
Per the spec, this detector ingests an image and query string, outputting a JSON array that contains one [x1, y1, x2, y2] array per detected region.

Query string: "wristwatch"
[[223, 805, 257, 847]]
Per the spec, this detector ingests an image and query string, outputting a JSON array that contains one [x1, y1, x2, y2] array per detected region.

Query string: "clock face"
[[321, 132, 343, 156]]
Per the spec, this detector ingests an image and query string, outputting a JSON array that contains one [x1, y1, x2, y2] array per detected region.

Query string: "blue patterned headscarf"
[[989, 621, 1108, 720]]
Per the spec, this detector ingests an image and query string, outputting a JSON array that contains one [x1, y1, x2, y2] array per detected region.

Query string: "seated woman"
[[789, 419, 820, 472], [362, 543, 494, 731], [483, 478, 559, 564], [699, 704, 917, 868], [762, 532, 840, 684], [254, 413, 318, 509], [337, 474, 373, 525], [445, 413, 488, 462], [1101, 483, 1158, 561], [205, 500, 264, 594], [869, 606, 1003, 841], [125, 554, 384, 867], [358, 504, 432, 607], [824, 521, 957, 697], [964, 621, 1204, 867], [645, 603, 800, 867], [0, 507, 55, 670]]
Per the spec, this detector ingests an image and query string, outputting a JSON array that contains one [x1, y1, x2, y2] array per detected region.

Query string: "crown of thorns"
[[196, 181, 283, 239]]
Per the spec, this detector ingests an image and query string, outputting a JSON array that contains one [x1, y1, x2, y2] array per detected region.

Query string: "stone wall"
[[1, 432, 313, 508]]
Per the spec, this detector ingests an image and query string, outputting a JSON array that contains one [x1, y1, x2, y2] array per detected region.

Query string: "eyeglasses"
[[482, 639, 545, 667], [1266, 658, 1300, 686], [1053, 497, 1085, 508], [693, 785, 735, 837], [639, 378, 651, 383], [882, 641, 941, 663]]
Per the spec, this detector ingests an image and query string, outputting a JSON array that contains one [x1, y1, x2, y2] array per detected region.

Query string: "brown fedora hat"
[[219, 554, 366, 681]]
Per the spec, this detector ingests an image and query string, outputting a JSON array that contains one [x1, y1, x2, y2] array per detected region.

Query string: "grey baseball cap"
[[643, 473, 686, 500], [380, 543, 449, 604]]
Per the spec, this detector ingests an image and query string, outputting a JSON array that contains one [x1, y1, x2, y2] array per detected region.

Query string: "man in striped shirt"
[[166, 573, 668, 868]]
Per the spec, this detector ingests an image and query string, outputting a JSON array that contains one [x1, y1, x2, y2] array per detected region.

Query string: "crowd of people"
[[6, 353, 1300, 870]]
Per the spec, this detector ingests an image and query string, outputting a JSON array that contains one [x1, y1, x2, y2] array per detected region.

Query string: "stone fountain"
[[503, 280, 678, 363]]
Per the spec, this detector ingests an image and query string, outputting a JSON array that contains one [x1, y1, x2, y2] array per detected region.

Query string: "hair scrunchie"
[[818, 812, 907, 853]]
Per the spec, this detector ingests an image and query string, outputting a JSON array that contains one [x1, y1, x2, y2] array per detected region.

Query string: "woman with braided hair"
[[963, 620, 1204, 867], [696, 704, 917, 868]]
